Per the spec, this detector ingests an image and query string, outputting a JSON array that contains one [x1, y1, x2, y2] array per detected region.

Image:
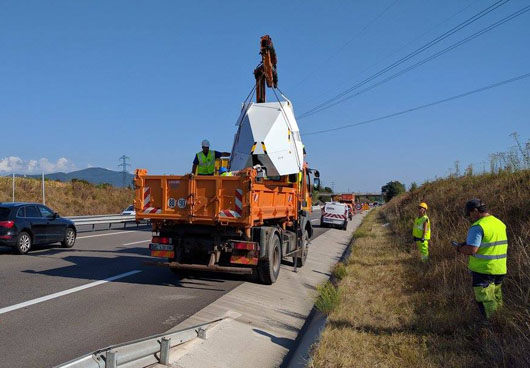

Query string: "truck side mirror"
[[313, 178, 321, 190]]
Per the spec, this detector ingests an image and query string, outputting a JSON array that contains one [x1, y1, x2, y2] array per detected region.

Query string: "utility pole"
[[118, 155, 131, 188], [42, 172, 46, 205]]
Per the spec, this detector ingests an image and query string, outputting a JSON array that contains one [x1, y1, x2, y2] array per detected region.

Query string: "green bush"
[[315, 281, 341, 315], [332, 263, 348, 280]]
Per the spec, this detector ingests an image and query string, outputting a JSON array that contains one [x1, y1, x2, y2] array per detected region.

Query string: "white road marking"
[[0, 270, 142, 315], [77, 231, 144, 239], [122, 240, 150, 246], [311, 219, 319, 223]]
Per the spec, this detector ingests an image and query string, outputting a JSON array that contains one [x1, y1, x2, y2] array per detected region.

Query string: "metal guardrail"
[[55, 319, 221, 368], [68, 215, 144, 231]]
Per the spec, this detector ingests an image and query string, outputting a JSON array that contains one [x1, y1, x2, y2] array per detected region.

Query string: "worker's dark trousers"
[[471, 271, 505, 319]]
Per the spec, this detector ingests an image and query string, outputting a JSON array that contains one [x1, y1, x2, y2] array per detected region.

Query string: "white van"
[[320, 202, 348, 230]]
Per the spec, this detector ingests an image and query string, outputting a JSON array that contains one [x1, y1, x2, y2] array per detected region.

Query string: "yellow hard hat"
[[419, 202, 428, 210]]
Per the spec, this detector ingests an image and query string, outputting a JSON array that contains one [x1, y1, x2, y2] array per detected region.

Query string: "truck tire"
[[258, 234, 281, 285], [296, 229, 309, 267], [342, 221, 348, 231]]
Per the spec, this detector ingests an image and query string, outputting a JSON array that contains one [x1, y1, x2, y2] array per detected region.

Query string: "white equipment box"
[[229, 99, 304, 176]]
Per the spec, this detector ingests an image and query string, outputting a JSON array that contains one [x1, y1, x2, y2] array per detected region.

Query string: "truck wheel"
[[320, 217, 326, 227], [342, 221, 348, 231], [296, 230, 309, 267], [258, 234, 281, 285]]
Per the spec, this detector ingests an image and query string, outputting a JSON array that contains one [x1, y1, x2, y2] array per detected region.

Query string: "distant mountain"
[[28, 168, 134, 188]]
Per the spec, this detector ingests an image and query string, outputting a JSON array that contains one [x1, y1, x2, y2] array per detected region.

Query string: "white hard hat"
[[201, 139, 210, 148]]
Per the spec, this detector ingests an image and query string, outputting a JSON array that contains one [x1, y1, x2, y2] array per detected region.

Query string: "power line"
[[298, 3, 530, 119], [302, 71, 530, 136], [296, 0, 481, 110], [293, 0, 400, 88], [297, 0, 510, 119]]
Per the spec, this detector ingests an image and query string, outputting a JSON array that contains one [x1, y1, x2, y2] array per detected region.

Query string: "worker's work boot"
[[474, 283, 497, 319]]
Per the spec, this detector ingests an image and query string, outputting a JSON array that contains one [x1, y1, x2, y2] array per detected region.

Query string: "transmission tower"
[[118, 155, 131, 187]]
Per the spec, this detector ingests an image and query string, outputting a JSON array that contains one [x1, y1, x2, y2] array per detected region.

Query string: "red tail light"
[[0, 221, 14, 228], [152, 236, 171, 244], [232, 242, 258, 251]]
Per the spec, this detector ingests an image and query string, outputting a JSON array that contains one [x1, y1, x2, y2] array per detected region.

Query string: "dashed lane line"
[[0, 270, 142, 315], [77, 231, 145, 239], [122, 240, 150, 246]]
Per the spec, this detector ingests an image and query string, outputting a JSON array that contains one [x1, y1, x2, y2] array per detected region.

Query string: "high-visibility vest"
[[196, 150, 215, 175], [468, 215, 508, 275], [412, 215, 431, 240]]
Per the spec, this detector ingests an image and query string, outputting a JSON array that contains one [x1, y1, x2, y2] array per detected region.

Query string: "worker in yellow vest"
[[191, 140, 230, 175], [412, 202, 431, 262], [454, 199, 508, 319]]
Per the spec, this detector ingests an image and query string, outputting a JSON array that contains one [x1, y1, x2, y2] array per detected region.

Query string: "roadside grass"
[[332, 262, 347, 281], [315, 281, 341, 315], [0, 177, 133, 216], [309, 209, 489, 368], [385, 170, 530, 367]]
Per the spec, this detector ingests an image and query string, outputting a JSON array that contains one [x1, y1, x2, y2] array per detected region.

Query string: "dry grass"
[[310, 210, 491, 368], [0, 177, 133, 216], [384, 170, 530, 367]]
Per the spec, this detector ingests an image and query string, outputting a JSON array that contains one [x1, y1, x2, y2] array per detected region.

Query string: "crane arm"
[[254, 35, 278, 103]]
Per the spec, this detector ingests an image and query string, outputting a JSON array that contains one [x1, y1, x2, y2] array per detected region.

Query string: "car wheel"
[[61, 228, 76, 248], [16, 232, 32, 254]]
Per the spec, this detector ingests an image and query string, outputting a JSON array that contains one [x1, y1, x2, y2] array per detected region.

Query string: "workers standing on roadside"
[[191, 140, 230, 175], [455, 199, 508, 319], [412, 202, 431, 262]]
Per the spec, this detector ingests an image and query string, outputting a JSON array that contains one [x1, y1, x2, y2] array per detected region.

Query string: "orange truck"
[[134, 35, 320, 284], [134, 166, 319, 284], [332, 193, 356, 220]]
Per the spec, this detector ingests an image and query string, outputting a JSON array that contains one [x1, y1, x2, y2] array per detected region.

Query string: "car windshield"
[[0, 207, 10, 220], [125, 205, 134, 211]]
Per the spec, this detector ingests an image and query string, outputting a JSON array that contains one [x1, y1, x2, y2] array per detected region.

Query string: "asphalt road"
[[0, 210, 328, 368]]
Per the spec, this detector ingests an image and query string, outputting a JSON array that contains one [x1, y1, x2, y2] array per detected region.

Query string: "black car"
[[0, 202, 77, 254]]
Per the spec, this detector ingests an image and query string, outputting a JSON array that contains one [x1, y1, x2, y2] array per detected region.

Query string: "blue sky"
[[1, 0, 529, 192]]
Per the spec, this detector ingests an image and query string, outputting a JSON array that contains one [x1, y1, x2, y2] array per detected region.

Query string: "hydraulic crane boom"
[[254, 35, 278, 103]]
